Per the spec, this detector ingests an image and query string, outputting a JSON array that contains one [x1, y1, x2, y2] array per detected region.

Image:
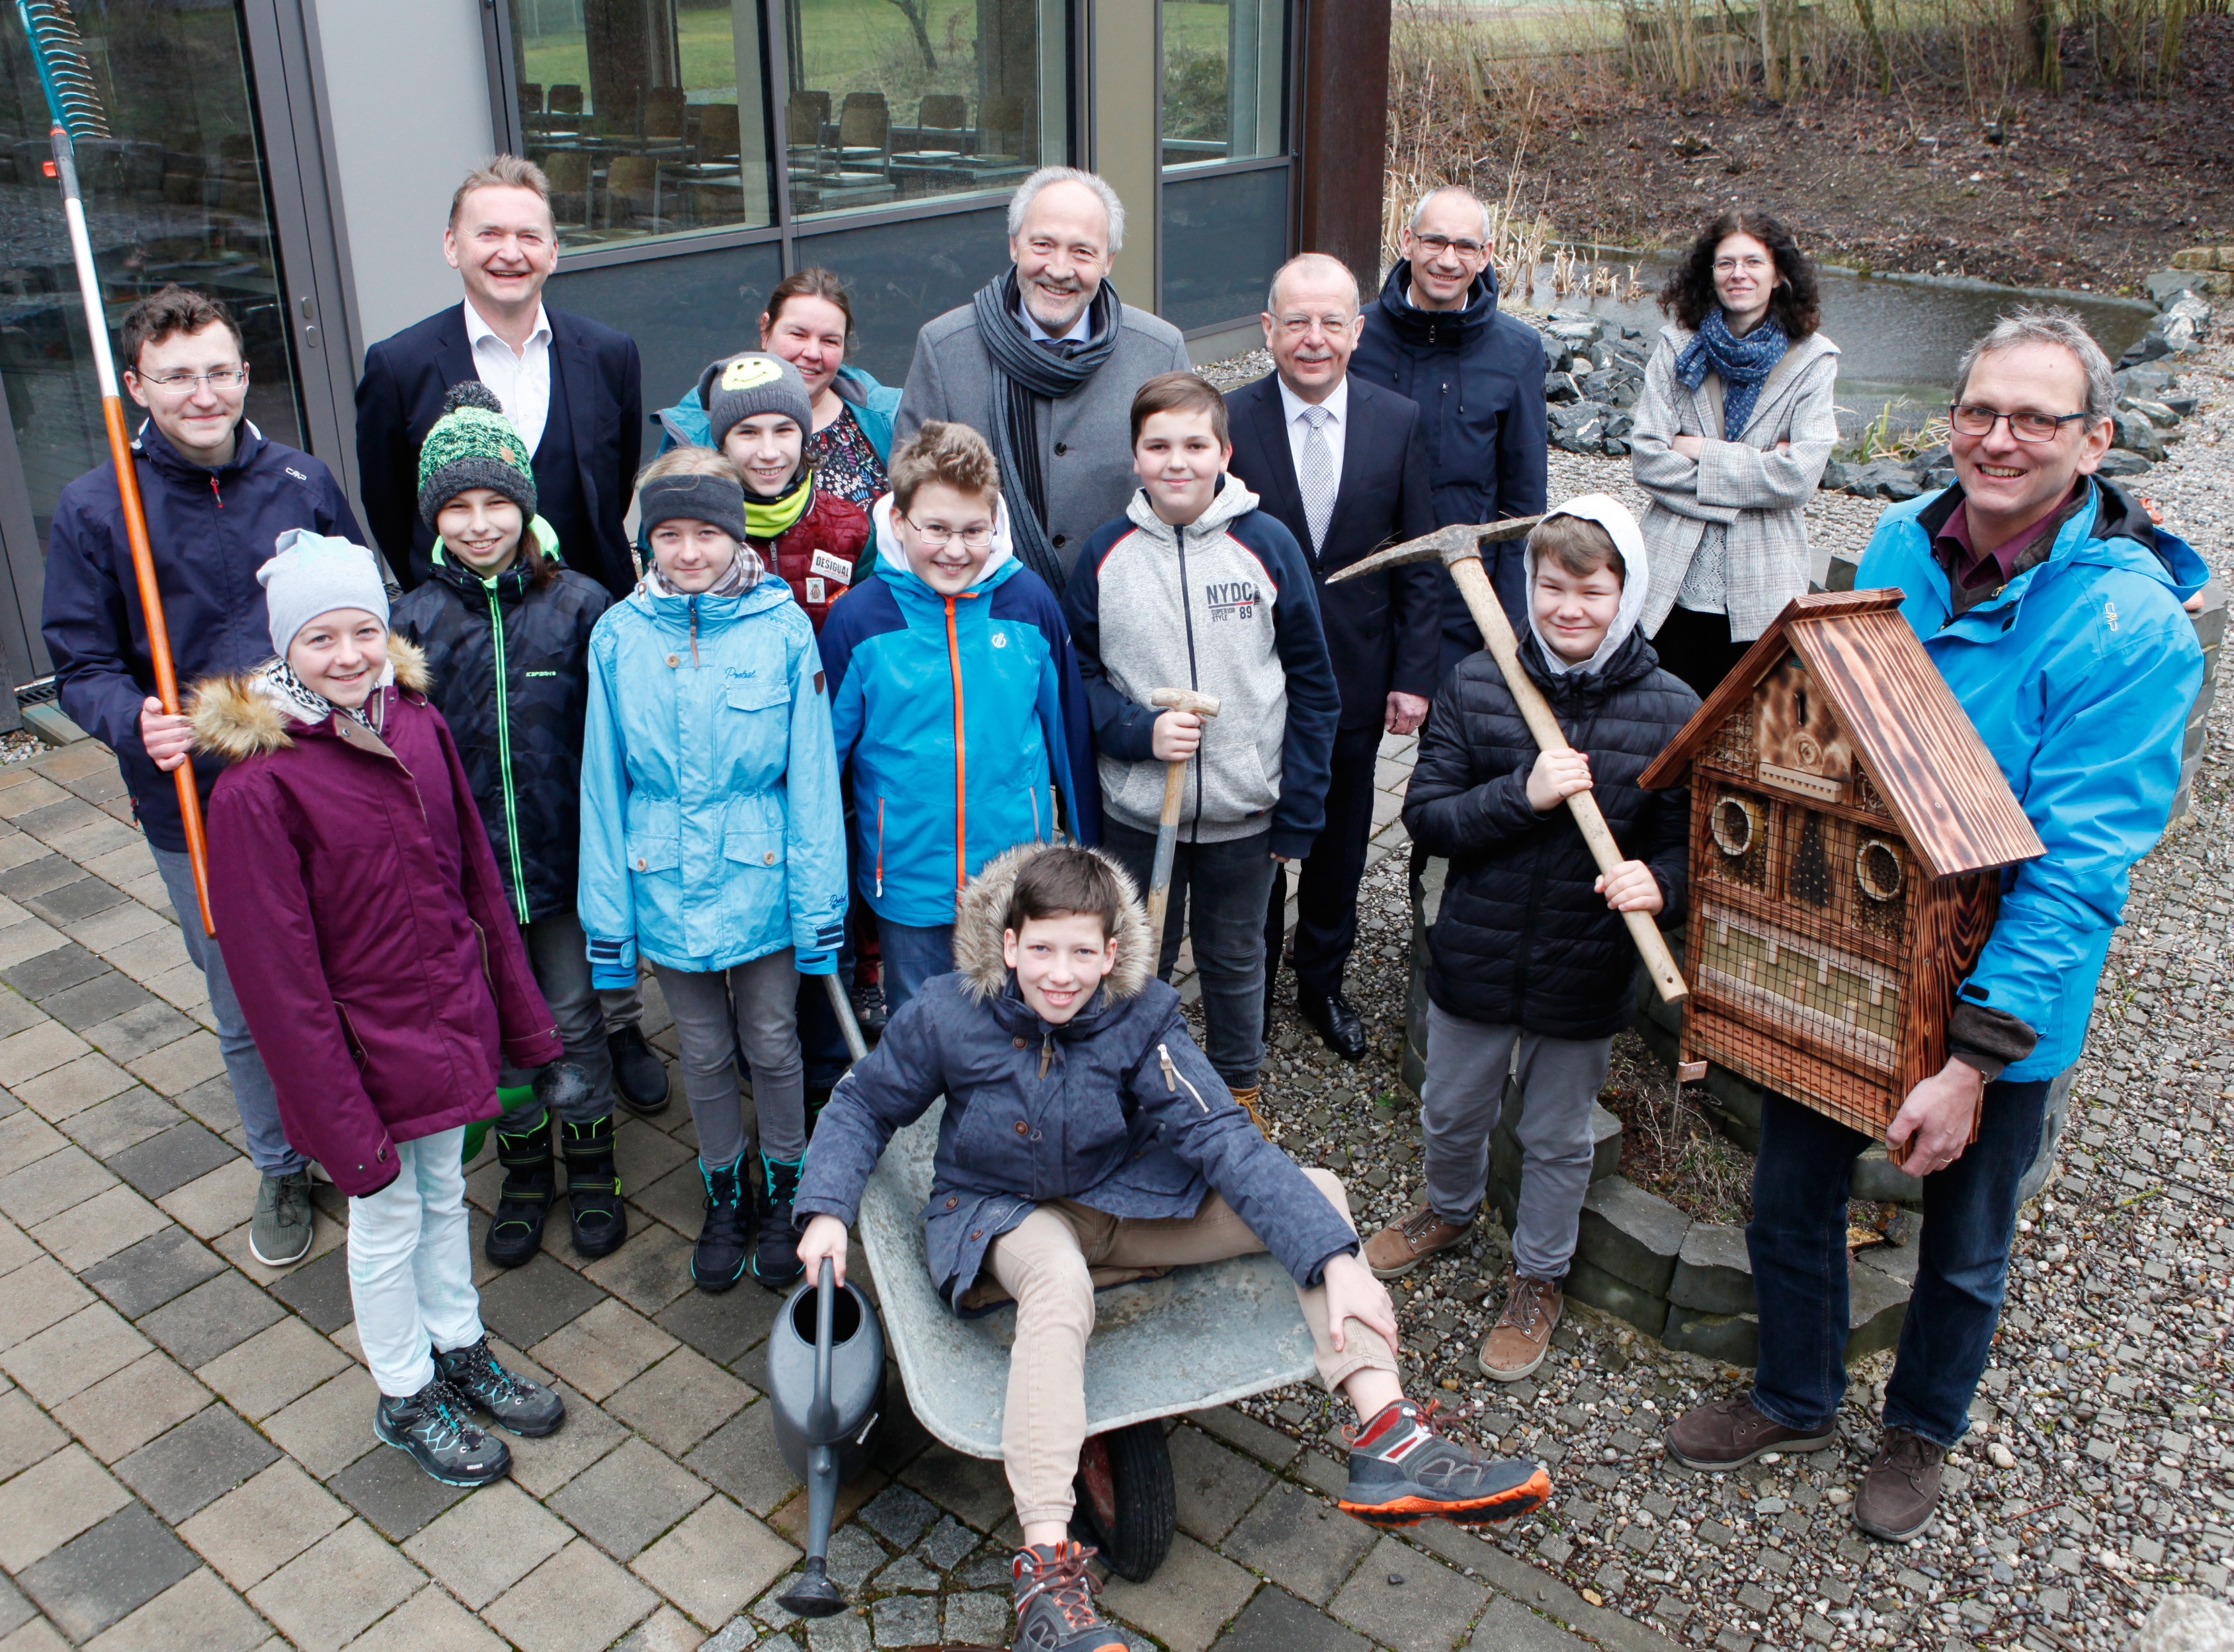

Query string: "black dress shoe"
[[608, 1026, 670, 1116], [1298, 987, 1368, 1061]]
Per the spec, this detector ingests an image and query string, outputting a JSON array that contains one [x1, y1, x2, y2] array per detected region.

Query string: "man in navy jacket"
[[42, 285, 361, 1268], [354, 156, 643, 600], [1352, 186, 1549, 676], [1227, 255, 1438, 1062]]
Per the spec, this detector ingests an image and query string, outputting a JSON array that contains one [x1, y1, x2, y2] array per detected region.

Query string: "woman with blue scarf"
[[1631, 212, 1840, 699]]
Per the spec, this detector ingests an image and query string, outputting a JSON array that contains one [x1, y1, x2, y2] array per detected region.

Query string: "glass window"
[[1161, 0, 1284, 169], [507, 0, 775, 252], [782, 0, 1067, 221], [793, 204, 1010, 382], [1160, 167, 1285, 333], [0, 1, 304, 545]]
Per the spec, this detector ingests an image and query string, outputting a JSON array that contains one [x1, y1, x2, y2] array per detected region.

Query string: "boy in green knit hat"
[[393, 381, 627, 1264]]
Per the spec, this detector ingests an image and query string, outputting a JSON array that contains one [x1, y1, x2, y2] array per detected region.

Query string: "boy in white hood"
[[1367, 495, 1700, 1381]]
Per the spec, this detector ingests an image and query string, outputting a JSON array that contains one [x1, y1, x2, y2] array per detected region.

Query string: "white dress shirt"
[[462, 300, 553, 456], [1277, 373, 1348, 492], [1020, 299, 1096, 347]]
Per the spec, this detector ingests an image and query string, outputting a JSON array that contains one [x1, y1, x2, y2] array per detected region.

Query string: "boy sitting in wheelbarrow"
[[796, 842, 1549, 1652]]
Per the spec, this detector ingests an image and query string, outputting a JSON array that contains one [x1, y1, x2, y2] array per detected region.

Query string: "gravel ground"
[[1188, 335, 2234, 1650]]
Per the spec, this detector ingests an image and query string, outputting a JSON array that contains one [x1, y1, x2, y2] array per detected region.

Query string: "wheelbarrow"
[[856, 1098, 1321, 1581]]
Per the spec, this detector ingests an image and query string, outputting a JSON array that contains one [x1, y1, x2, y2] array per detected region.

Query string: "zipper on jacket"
[[688, 597, 702, 667], [484, 579, 530, 925], [945, 596, 967, 893], [874, 797, 886, 897], [1038, 1031, 1053, 1080], [1173, 528, 1204, 839], [1158, 1042, 1210, 1114], [209, 475, 223, 509]]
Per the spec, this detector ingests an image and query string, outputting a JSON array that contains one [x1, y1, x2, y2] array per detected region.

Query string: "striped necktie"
[[1297, 404, 1337, 553]]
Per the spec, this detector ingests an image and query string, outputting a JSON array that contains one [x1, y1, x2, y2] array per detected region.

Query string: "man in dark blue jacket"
[[42, 285, 362, 1269], [1352, 186, 1549, 676]]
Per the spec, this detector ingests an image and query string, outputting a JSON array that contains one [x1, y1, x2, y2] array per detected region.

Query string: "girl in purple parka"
[[190, 529, 568, 1488]]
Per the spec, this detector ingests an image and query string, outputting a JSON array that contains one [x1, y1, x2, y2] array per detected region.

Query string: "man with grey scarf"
[[895, 169, 1190, 594]]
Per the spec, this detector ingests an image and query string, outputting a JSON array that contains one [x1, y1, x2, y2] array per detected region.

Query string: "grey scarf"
[[970, 268, 1122, 594]]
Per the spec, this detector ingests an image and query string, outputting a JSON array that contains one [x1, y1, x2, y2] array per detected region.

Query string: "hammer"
[[1144, 687, 1223, 940], [1331, 520, 1688, 1003]]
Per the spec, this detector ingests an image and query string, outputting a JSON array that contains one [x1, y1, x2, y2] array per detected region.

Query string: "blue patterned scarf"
[[1675, 309, 1789, 439]]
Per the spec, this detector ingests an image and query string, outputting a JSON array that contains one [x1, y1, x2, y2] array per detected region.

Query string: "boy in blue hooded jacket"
[[796, 843, 1548, 1652], [816, 421, 1098, 1014], [1666, 308, 2208, 1544]]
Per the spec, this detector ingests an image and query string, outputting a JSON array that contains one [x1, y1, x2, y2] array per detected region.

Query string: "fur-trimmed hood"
[[188, 636, 431, 761], [948, 841, 1155, 1008]]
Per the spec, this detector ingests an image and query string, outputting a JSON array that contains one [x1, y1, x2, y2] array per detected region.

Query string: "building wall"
[[310, 0, 496, 352]]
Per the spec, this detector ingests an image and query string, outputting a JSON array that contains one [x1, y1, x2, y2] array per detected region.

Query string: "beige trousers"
[[984, 1167, 1398, 1525]]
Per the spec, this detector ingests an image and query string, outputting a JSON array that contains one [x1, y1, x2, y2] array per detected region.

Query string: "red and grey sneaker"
[[1337, 1398, 1551, 1528], [1011, 1540, 1127, 1652]]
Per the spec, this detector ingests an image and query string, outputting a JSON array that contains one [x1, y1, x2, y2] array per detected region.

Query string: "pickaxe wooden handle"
[[1144, 688, 1222, 940], [1332, 520, 1688, 1003]]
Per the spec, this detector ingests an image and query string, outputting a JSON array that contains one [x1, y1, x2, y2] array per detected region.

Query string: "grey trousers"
[[152, 844, 304, 1177], [499, 910, 616, 1130], [600, 984, 643, 1030], [1420, 1002, 1611, 1282], [652, 948, 806, 1167]]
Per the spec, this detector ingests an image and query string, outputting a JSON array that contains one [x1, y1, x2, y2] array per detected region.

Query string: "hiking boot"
[[1011, 1540, 1127, 1652], [1665, 1393, 1837, 1471], [1363, 1204, 1472, 1279], [850, 975, 887, 1040], [1229, 1085, 1270, 1138], [434, 1335, 565, 1437], [485, 1110, 555, 1268], [751, 1154, 806, 1288], [1338, 1398, 1551, 1527], [1854, 1426, 1945, 1541], [1479, 1272, 1561, 1382], [692, 1157, 754, 1292], [250, 1169, 314, 1267], [374, 1378, 511, 1486], [558, 1112, 628, 1259], [608, 1024, 670, 1116]]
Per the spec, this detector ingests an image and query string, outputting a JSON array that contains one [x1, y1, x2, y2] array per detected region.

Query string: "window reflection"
[[1161, 0, 1284, 169], [509, 0, 775, 249], [781, 0, 1064, 219], [0, 0, 302, 542]]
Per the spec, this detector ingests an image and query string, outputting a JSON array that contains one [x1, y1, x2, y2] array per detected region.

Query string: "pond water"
[[1513, 255, 2158, 438]]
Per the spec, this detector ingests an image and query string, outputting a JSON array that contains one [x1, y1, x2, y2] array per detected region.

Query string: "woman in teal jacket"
[[652, 268, 901, 507], [578, 451, 847, 1295]]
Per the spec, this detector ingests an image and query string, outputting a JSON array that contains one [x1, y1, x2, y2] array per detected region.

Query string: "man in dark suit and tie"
[[1226, 253, 1439, 1060], [354, 154, 667, 1114], [354, 155, 643, 599]]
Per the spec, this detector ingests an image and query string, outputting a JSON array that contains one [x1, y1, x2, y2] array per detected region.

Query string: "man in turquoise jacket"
[[1667, 309, 2207, 1542]]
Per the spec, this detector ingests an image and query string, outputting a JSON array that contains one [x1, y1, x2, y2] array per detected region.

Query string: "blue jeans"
[[153, 844, 304, 1177], [1099, 819, 1278, 1091], [877, 918, 955, 1018], [1747, 1077, 2049, 1448]]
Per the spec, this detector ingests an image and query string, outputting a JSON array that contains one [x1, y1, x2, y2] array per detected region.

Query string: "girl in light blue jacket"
[[578, 448, 846, 1296]]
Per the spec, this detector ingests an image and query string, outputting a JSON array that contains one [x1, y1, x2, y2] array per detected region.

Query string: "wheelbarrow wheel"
[[1067, 1421, 1173, 1583]]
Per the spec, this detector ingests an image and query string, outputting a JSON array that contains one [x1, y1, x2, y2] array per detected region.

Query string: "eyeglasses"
[[1948, 403, 2093, 442], [903, 516, 993, 549], [1413, 233, 1487, 258], [1713, 255, 1771, 274], [134, 368, 249, 393]]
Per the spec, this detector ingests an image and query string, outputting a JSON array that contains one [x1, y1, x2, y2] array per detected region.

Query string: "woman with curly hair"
[[1630, 211, 1840, 699]]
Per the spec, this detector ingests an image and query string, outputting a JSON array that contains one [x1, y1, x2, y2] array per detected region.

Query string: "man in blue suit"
[[1225, 254, 1439, 1062], [354, 154, 664, 1111], [354, 156, 643, 600]]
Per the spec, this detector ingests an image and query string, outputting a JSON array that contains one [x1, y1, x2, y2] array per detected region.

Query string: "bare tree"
[[888, 0, 937, 72]]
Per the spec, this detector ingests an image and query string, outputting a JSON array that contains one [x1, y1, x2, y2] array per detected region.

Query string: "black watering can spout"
[[778, 1259, 854, 1618]]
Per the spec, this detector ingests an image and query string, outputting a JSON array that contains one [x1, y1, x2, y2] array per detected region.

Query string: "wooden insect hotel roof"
[[1640, 590, 2044, 879]]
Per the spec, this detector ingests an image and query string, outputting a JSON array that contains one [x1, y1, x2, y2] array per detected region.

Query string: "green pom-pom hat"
[[416, 380, 538, 530]]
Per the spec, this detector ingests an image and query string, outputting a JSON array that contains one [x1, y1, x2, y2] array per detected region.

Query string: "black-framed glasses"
[[903, 516, 993, 550], [1948, 403, 2092, 442], [1412, 233, 1487, 258]]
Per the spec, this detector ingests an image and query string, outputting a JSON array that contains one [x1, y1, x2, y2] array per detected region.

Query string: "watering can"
[[770, 1257, 885, 1616]]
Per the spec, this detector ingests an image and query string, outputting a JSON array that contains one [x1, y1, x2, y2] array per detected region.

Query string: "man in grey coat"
[[895, 167, 1190, 593]]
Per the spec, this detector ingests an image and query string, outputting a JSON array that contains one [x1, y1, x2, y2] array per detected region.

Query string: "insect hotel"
[[1637, 591, 2044, 1140]]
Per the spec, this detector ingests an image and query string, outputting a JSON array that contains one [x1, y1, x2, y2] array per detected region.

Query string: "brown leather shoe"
[[1362, 1204, 1472, 1278], [1229, 1086, 1270, 1138], [1665, 1393, 1837, 1470], [1478, 1272, 1561, 1381], [1854, 1427, 1944, 1541]]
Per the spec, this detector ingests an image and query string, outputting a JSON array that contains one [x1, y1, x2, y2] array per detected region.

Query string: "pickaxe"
[[1331, 519, 1688, 1003], [1144, 686, 1222, 940]]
